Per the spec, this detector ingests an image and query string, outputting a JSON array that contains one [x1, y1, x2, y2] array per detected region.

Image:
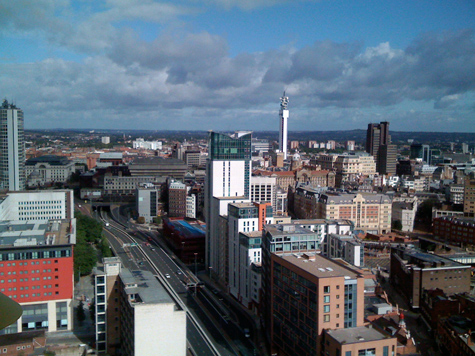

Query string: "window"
[[324, 286, 330, 293], [324, 305, 330, 313], [324, 314, 330, 322], [324, 295, 330, 303], [383, 346, 389, 356], [345, 352, 352, 356]]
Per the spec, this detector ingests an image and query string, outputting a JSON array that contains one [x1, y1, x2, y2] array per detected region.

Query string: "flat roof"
[[266, 223, 315, 236], [0, 219, 73, 247], [277, 253, 360, 279], [400, 248, 469, 268], [120, 268, 175, 304], [325, 325, 393, 344]]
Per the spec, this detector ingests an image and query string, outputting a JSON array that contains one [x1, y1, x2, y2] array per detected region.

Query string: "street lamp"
[[181, 241, 185, 262]]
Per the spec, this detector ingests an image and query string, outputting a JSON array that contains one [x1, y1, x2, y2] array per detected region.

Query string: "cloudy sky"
[[1, 0, 474, 132]]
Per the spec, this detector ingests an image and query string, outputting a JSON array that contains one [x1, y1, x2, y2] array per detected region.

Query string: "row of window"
[[0, 249, 70, 261]]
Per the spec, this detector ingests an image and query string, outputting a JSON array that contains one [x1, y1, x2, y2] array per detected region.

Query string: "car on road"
[[177, 270, 182, 275], [78, 205, 81, 208], [244, 328, 250, 338], [138, 262, 144, 266], [165, 274, 171, 279], [151, 248, 155, 251]]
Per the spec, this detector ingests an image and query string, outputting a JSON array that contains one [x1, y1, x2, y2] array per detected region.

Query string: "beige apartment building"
[[318, 193, 392, 234], [312, 153, 376, 187]]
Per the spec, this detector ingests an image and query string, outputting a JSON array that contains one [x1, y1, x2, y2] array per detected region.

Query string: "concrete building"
[[186, 194, 197, 219], [205, 131, 252, 286], [392, 200, 418, 232], [0, 190, 74, 221], [184, 150, 204, 168], [278, 92, 289, 159], [101, 136, 110, 144], [96, 152, 123, 168], [104, 175, 159, 197], [346, 140, 355, 151], [129, 157, 188, 180], [250, 175, 277, 211], [0, 100, 25, 191], [132, 138, 162, 151], [25, 155, 76, 187], [317, 193, 392, 234], [263, 251, 365, 356], [0, 218, 76, 335], [390, 247, 471, 308], [227, 202, 272, 307], [94, 257, 186, 355], [251, 138, 271, 155], [136, 184, 160, 223], [292, 219, 353, 249], [323, 233, 364, 267]]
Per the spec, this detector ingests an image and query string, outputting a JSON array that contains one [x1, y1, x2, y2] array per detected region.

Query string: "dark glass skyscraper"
[[366, 121, 396, 175]]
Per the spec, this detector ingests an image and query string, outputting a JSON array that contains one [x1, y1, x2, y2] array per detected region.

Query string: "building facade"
[[264, 252, 365, 356], [25, 155, 76, 187], [0, 219, 76, 335], [205, 131, 252, 285], [433, 217, 475, 246], [136, 184, 160, 223], [317, 193, 392, 234], [0, 100, 25, 191], [390, 247, 471, 308], [94, 258, 186, 355], [366, 122, 396, 175]]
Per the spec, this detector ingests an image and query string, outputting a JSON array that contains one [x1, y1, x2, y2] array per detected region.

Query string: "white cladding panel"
[[134, 303, 186, 356]]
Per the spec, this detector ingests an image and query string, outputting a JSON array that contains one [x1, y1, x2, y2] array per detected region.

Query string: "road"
[[100, 209, 242, 356]]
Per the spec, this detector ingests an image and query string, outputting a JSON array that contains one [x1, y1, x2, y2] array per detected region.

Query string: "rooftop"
[[278, 253, 360, 279], [325, 325, 394, 345], [120, 268, 175, 305], [26, 155, 72, 166], [0, 219, 74, 247]]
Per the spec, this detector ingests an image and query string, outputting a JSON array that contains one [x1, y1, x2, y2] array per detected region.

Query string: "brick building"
[[433, 217, 475, 246], [262, 246, 365, 355], [390, 247, 471, 309]]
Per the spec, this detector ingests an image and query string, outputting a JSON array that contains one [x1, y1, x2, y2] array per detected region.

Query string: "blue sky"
[[1, 0, 474, 132]]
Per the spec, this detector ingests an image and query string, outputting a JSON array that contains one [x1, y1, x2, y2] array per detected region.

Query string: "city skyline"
[[1, 1, 474, 132]]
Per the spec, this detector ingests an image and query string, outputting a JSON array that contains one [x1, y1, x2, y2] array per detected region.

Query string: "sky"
[[1, 0, 474, 132]]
